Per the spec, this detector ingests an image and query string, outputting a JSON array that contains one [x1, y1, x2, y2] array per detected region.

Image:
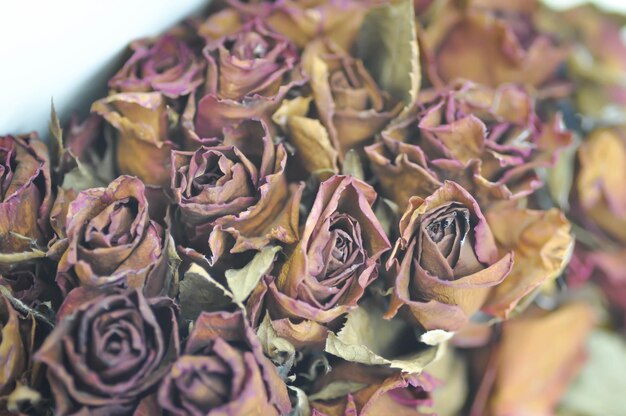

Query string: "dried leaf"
[[49, 100, 63, 168], [547, 137, 580, 211], [225, 246, 281, 304], [357, 0, 419, 109], [342, 149, 365, 180], [178, 264, 234, 321], [257, 313, 296, 380], [325, 300, 439, 373]]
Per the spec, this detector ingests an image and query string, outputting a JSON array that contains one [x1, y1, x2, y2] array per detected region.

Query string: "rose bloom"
[[92, 92, 178, 187], [194, 19, 305, 138], [55, 175, 174, 297], [421, 0, 567, 89], [273, 38, 402, 177], [0, 133, 52, 268], [266, 175, 390, 345], [366, 81, 571, 210], [158, 310, 291, 415], [225, 0, 371, 50], [172, 120, 302, 264], [385, 181, 514, 331], [573, 128, 626, 244], [109, 33, 205, 98], [34, 288, 179, 415]]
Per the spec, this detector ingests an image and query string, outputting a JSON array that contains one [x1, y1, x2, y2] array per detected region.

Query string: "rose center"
[[230, 32, 269, 60]]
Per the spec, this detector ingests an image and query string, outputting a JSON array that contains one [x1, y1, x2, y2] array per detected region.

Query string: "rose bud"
[[367, 82, 571, 210], [385, 181, 513, 331], [0, 134, 52, 269], [55, 175, 176, 297], [195, 19, 305, 138], [574, 128, 626, 244], [266, 175, 390, 345], [172, 120, 302, 263], [310, 362, 437, 416], [92, 92, 177, 187], [34, 288, 180, 415], [158, 310, 291, 415], [422, 0, 567, 89], [109, 34, 205, 99], [487, 302, 594, 415]]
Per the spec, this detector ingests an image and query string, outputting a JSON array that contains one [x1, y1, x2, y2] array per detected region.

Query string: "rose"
[[310, 362, 437, 416], [158, 310, 291, 415], [226, 0, 370, 50], [92, 92, 178, 187], [0, 134, 52, 268], [172, 120, 302, 263], [422, 1, 567, 89], [195, 19, 305, 138], [0, 296, 28, 396], [266, 175, 390, 344], [366, 82, 571, 210], [385, 181, 513, 331], [574, 128, 626, 244], [109, 33, 205, 99], [34, 288, 179, 415], [487, 302, 594, 415], [55, 175, 175, 297], [273, 39, 402, 177]]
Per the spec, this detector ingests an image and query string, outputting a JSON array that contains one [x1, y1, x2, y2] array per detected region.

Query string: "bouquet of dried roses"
[[2, 0, 626, 414]]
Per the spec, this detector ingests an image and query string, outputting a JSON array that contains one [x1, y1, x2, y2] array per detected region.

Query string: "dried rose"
[[310, 362, 437, 416], [158, 310, 291, 415], [109, 34, 205, 98], [487, 302, 594, 415], [273, 39, 401, 177], [0, 296, 28, 396], [55, 175, 175, 297], [226, 0, 370, 50], [422, 0, 567, 89], [266, 175, 390, 344], [195, 19, 305, 138], [367, 82, 571, 210], [172, 120, 302, 263], [34, 288, 179, 415], [92, 92, 177, 187], [0, 134, 52, 268], [385, 181, 513, 331], [574, 128, 626, 244]]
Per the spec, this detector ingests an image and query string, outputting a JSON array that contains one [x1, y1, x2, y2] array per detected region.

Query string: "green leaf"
[[225, 246, 281, 304], [559, 330, 626, 416], [178, 263, 234, 321], [357, 0, 420, 110], [325, 299, 440, 373]]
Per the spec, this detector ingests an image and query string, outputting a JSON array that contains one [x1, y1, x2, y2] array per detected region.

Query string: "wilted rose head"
[[109, 33, 205, 98], [227, 0, 371, 50], [172, 119, 302, 263], [34, 288, 180, 415], [0, 134, 52, 269], [574, 128, 626, 244], [385, 181, 513, 331], [367, 82, 571, 210], [266, 175, 390, 344], [158, 310, 291, 415], [56, 175, 175, 297], [92, 92, 178, 187], [422, 0, 567, 88], [195, 19, 305, 138]]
